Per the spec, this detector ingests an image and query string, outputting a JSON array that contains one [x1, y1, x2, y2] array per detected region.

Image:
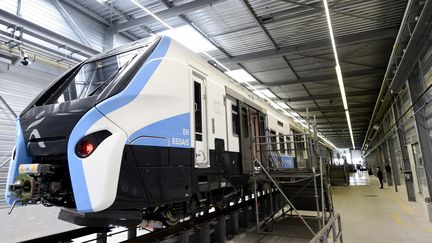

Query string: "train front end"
[[5, 36, 167, 221]]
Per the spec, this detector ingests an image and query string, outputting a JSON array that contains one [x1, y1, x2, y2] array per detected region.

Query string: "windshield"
[[46, 48, 140, 104]]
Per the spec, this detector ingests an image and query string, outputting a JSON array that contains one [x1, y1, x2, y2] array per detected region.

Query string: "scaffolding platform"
[[249, 126, 343, 242], [256, 169, 333, 212]]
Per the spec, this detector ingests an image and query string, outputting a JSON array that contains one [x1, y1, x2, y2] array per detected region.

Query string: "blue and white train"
[[6, 36, 304, 226]]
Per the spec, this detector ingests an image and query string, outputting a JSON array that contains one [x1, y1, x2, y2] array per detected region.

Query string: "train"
[[6, 35, 316, 227]]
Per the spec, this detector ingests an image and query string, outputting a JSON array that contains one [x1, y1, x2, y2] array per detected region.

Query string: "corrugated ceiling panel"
[[1, 0, 108, 52], [63, 3, 106, 52], [1, 0, 80, 43], [185, 0, 274, 56]]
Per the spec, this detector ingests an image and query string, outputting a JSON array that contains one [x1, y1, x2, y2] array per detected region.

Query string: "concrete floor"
[[0, 206, 80, 242], [233, 172, 432, 243], [332, 172, 432, 243]]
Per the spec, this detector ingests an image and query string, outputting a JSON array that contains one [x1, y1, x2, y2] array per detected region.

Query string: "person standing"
[[377, 167, 384, 189]]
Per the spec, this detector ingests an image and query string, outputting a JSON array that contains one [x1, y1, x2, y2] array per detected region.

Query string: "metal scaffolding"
[[249, 120, 341, 241]]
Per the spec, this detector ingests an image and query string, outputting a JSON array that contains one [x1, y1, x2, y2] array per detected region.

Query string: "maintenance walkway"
[[332, 172, 432, 243]]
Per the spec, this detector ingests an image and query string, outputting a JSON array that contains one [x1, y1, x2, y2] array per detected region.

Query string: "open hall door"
[[239, 102, 266, 174]]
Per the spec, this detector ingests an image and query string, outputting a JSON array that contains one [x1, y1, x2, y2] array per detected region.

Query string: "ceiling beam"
[[51, 0, 93, 47], [296, 103, 376, 112], [115, 0, 226, 32], [316, 121, 368, 125], [101, 0, 154, 36], [62, 0, 111, 26], [239, 0, 278, 48], [158, 0, 232, 58], [280, 0, 394, 24], [322, 131, 365, 135], [218, 28, 397, 63], [312, 112, 371, 119], [262, 69, 384, 86], [0, 8, 99, 56], [282, 90, 379, 102]]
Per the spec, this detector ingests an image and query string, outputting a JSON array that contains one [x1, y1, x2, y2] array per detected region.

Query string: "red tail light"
[[77, 140, 94, 158], [74, 130, 112, 158]]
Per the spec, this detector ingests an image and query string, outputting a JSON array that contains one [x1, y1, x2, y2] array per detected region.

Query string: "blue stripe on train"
[[67, 109, 105, 212], [96, 36, 172, 116], [129, 113, 191, 148]]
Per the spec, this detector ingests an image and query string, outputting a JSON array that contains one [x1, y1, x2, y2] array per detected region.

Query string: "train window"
[[46, 48, 140, 104], [241, 107, 249, 138], [270, 130, 277, 151], [280, 134, 286, 153], [232, 104, 239, 136], [194, 81, 202, 141]]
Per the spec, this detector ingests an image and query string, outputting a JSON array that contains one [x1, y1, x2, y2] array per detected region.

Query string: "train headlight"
[[75, 130, 112, 158], [77, 140, 94, 158]]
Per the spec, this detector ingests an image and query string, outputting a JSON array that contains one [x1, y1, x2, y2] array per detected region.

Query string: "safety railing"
[[0, 157, 11, 168], [309, 213, 343, 243]]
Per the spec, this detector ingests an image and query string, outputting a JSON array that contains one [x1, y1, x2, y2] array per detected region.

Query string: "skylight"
[[225, 69, 257, 83], [160, 25, 217, 53], [260, 89, 277, 99], [277, 102, 289, 109], [253, 90, 266, 99]]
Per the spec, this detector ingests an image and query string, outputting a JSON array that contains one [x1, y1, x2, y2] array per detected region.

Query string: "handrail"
[[0, 95, 17, 119], [309, 213, 343, 243], [0, 157, 11, 168]]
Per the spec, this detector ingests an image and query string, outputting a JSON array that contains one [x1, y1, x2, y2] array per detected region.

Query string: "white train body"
[[6, 36, 306, 226]]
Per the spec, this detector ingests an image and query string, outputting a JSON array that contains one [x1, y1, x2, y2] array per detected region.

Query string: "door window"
[[194, 81, 202, 141], [241, 107, 249, 138]]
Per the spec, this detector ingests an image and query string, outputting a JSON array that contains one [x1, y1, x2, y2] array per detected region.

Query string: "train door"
[[193, 72, 209, 168], [239, 102, 266, 173], [250, 109, 267, 169], [239, 102, 252, 173]]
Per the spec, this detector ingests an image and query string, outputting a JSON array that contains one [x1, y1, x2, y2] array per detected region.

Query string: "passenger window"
[[232, 104, 239, 136], [280, 134, 286, 153], [194, 81, 202, 141], [241, 107, 249, 138], [270, 130, 277, 151]]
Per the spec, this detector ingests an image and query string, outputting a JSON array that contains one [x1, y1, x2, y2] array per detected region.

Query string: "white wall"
[[333, 149, 351, 164], [351, 150, 363, 165]]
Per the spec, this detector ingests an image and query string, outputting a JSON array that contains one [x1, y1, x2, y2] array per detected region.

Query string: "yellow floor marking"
[[390, 211, 403, 225], [420, 225, 432, 234], [399, 203, 413, 215]]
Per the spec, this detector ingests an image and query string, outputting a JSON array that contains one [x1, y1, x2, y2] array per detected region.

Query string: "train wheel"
[[214, 198, 227, 210], [162, 210, 179, 227]]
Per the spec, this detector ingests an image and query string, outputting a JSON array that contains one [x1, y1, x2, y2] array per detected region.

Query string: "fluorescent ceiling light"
[[160, 25, 216, 53], [253, 90, 266, 99], [270, 102, 282, 110], [323, 0, 355, 149], [345, 110, 355, 149], [96, 0, 109, 4], [260, 89, 277, 99], [277, 101, 289, 109], [335, 65, 348, 110], [225, 69, 256, 83]]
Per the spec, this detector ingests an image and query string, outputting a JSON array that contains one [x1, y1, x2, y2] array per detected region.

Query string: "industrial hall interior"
[[0, 0, 432, 242]]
